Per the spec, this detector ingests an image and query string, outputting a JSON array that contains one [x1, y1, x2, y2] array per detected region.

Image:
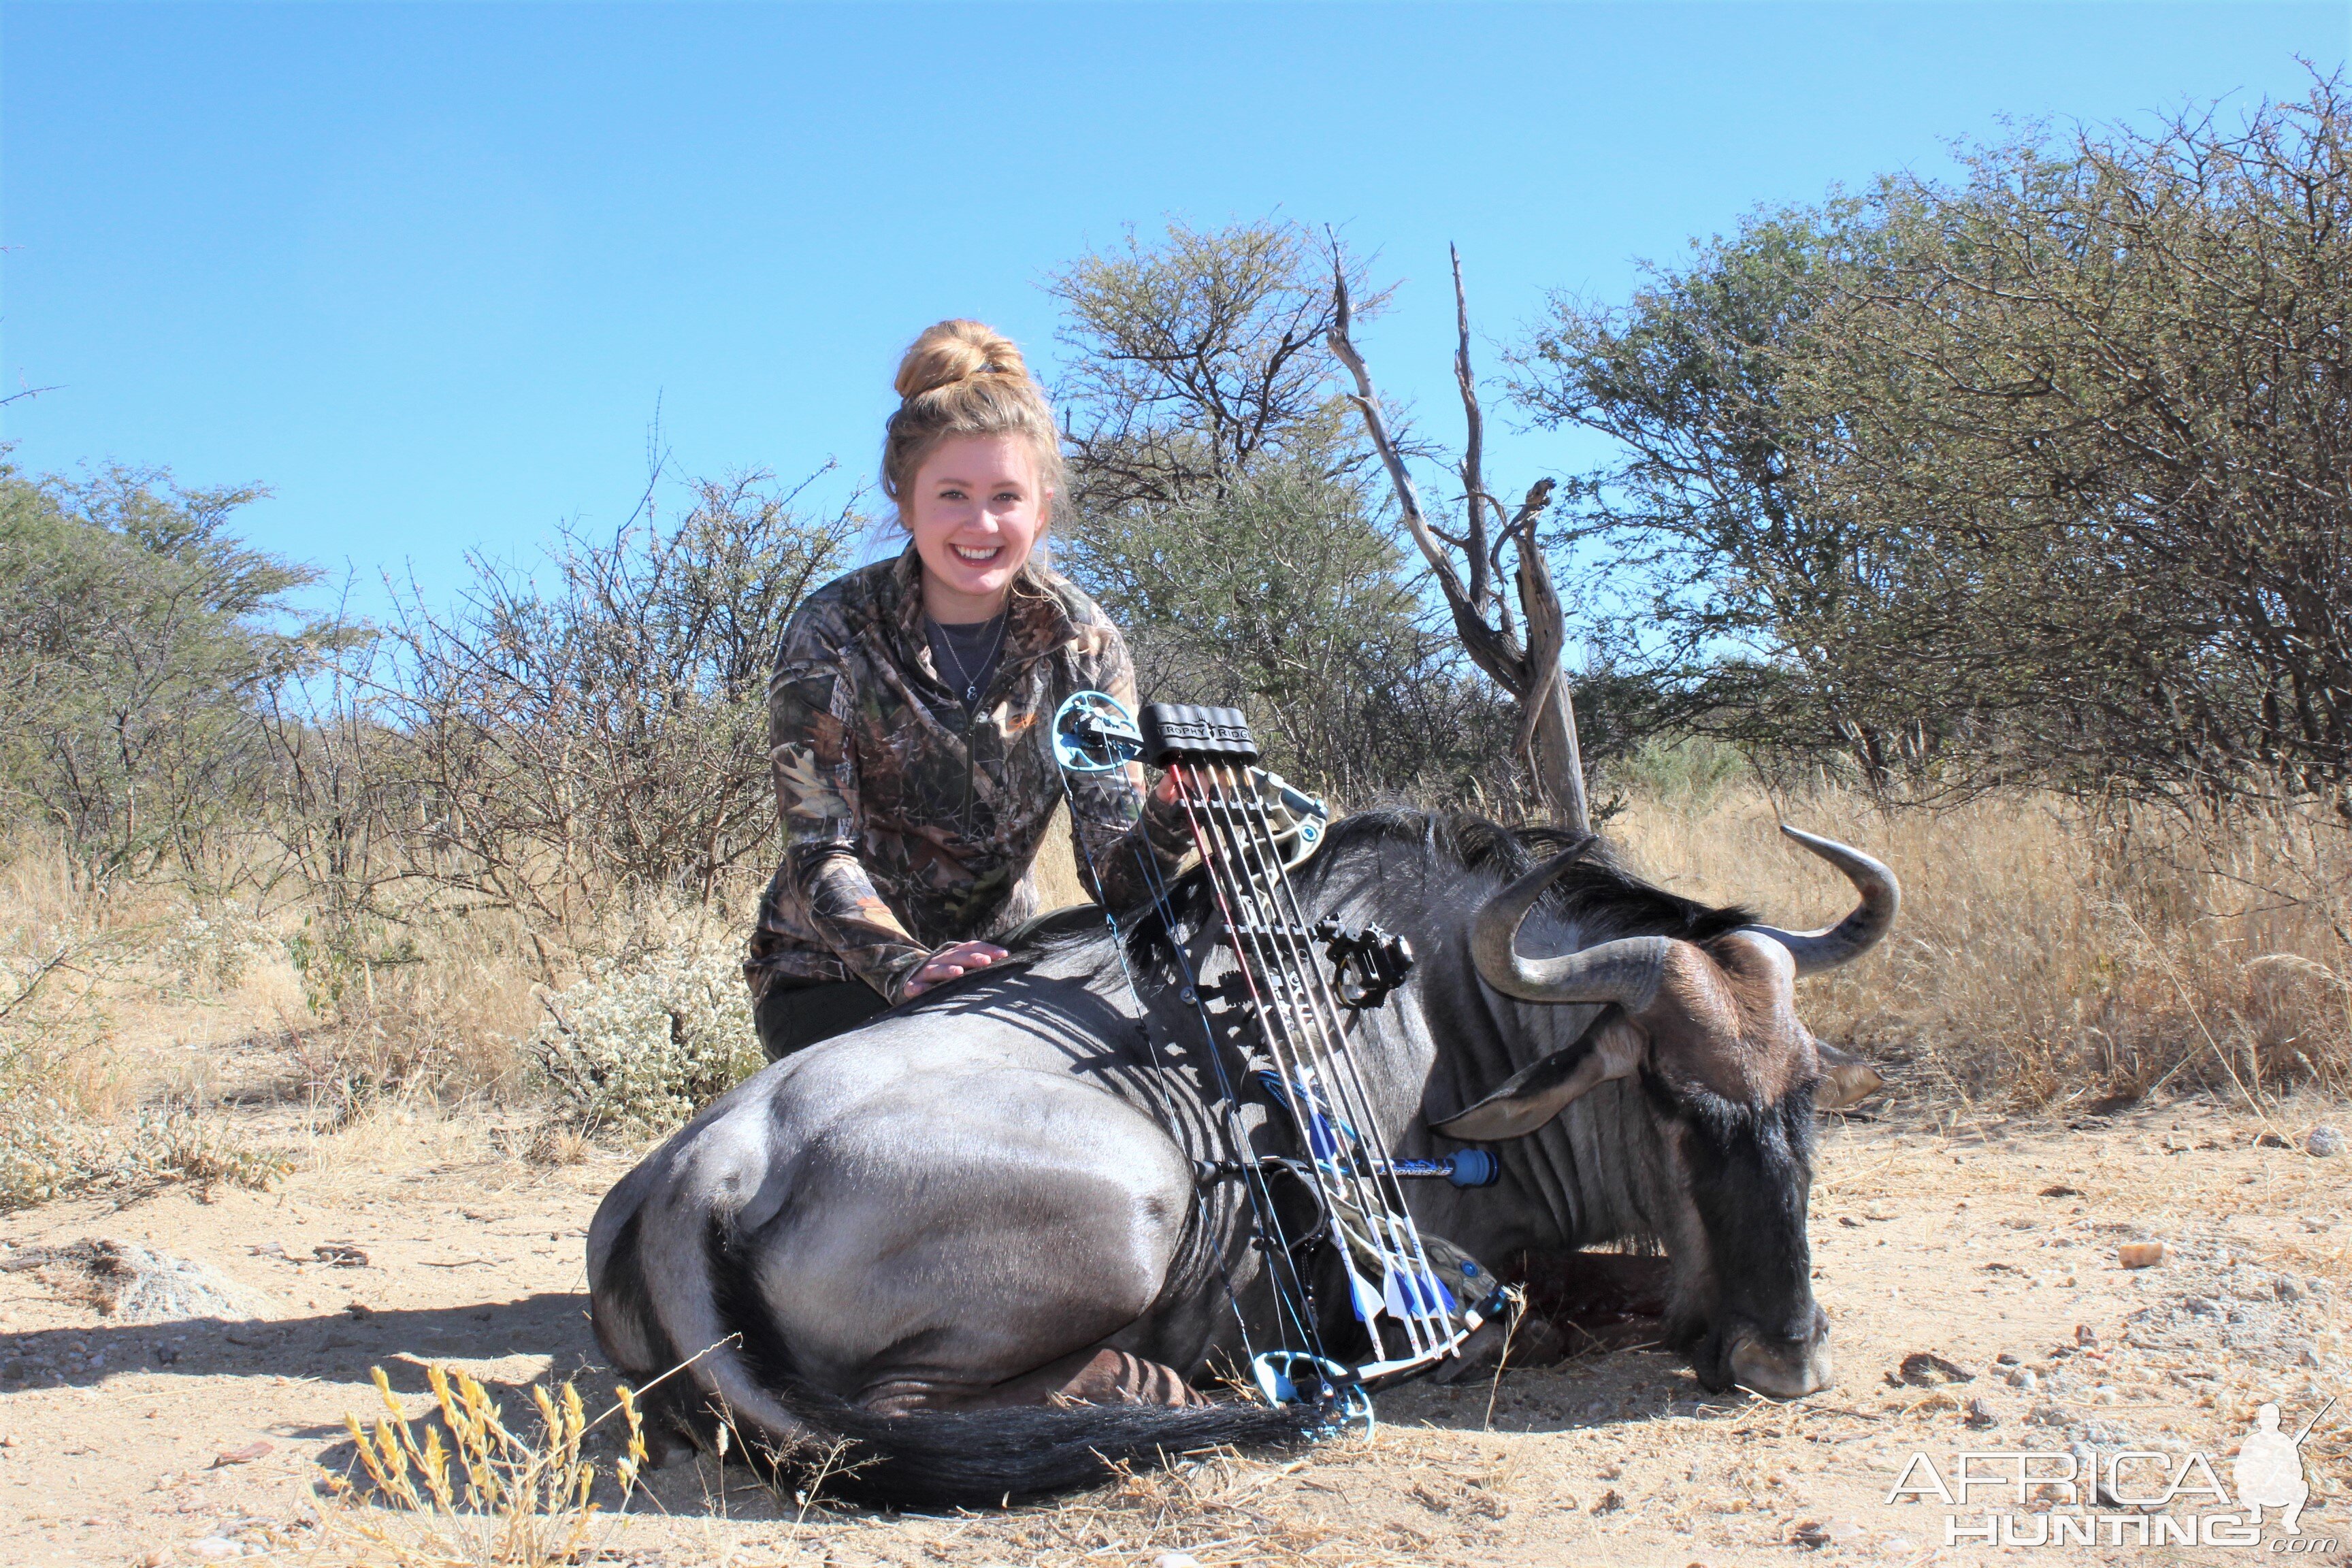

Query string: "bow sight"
[[1050, 690, 1512, 1426], [1313, 917, 1414, 1011]]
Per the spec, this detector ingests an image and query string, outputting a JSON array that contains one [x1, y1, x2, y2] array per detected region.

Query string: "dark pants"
[[755, 979, 892, 1062]]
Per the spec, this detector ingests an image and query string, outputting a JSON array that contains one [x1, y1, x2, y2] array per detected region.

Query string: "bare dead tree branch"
[[1328, 240, 1590, 829], [1453, 248, 1496, 619]]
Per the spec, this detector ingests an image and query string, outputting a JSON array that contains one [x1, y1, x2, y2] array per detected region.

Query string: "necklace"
[[930, 610, 1009, 708]]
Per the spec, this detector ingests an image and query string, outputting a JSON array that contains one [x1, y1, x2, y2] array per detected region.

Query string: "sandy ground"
[[0, 1033, 2346, 1567]]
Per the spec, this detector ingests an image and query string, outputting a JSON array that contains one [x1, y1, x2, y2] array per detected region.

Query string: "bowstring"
[[1167, 770, 1394, 1305], [1162, 765, 1375, 1236], [1120, 798, 1335, 1369], [1210, 762, 1458, 1354], [1168, 763, 1453, 1366], [1219, 761, 1453, 1341], [1184, 763, 1454, 1361], [1056, 762, 1329, 1370], [1118, 773, 1335, 1365]]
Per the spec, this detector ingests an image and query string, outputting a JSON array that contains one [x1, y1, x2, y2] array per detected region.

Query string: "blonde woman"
[[745, 320, 1187, 1059]]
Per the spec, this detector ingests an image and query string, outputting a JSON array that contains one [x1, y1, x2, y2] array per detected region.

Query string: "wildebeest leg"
[[866, 1347, 1209, 1412]]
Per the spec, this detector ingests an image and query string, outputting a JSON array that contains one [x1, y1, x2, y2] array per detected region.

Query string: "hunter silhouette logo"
[[2236, 1401, 2325, 1535]]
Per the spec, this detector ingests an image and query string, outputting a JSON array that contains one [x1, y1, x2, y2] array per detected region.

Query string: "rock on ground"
[[1, 1238, 276, 1324]]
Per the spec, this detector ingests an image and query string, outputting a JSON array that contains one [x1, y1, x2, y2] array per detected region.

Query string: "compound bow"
[[1052, 690, 1515, 1428]]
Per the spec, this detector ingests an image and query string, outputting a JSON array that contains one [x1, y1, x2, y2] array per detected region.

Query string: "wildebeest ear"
[[1430, 1019, 1644, 1142], [1813, 1041, 1886, 1111]]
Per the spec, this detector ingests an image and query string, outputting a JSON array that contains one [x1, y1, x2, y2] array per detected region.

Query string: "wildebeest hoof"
[[982, 1348, 1204, 1409], [638, 1424, 689, 1468]]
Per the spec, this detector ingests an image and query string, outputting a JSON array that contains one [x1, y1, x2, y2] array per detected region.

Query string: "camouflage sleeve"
[[798, 855, 931, 1001], [768, 618, 930, 1000], [1066, 628, 1192, 911]]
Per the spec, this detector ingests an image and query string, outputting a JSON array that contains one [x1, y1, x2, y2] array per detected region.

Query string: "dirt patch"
[[0, 1097, 2345, 1566]]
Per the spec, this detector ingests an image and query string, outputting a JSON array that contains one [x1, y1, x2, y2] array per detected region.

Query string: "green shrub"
[[527, 935, 761, 1137]]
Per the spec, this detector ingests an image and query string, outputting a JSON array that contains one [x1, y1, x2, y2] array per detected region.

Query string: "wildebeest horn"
[[1740, 825, 1901, 976], [1471, 849, 1672, 1010]]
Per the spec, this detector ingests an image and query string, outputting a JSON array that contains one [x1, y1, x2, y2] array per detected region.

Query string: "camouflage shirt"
[[746, 546, 1190, 1002]]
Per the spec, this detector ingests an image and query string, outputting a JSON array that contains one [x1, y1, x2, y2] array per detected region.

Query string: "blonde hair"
[[882, 320, 1066, 514]]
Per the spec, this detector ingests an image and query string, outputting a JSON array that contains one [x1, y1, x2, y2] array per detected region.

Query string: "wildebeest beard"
[[586, 806, 1886, 1506]]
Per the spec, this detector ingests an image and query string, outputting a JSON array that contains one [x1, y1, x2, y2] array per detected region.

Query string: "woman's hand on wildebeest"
[[903, 940, 1010, 998]]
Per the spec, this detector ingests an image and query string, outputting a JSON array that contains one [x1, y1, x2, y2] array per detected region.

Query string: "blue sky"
[[4, 2, 2345, 612]]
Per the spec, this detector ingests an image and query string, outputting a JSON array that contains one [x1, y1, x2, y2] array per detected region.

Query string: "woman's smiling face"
[[904, 434, 1049, 622]]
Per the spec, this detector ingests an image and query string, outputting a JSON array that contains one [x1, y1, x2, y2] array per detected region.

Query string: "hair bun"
[[878, 317, 1062, 504], [894, 318, 1028, 402]]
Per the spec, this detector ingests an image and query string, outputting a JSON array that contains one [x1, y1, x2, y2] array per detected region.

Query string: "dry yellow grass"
[[0, 838, 728, 1204], [4, 776, 2344, 1211], [321, 1362, 647, 1567], [1032, 800, 1094, 910]]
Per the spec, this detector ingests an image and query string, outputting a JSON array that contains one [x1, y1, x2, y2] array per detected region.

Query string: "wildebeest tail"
[[751, 1388, 1328, 1508]]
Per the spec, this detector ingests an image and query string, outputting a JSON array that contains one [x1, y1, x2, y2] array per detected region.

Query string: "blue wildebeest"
[[587, 810, 1896, 1506]]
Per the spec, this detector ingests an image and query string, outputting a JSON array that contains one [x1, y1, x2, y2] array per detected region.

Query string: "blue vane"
[[1384, 1267, 1458, 1320], [1251, 1351, 1375, 1436], [1254, 1069, 1350, 1160]]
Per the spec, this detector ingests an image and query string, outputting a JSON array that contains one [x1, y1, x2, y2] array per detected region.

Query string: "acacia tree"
[[1045, 216, 1391, 513], [1329, 248, 1592, 830], [1840, 80, 2352, 800], [1046, 218, 1521, 804], [1508, 201, 1947, 791], [1516, 73, 2352, 808], [0, 461, 340, 889]]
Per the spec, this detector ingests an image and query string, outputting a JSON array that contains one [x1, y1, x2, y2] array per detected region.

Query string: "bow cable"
[[1198, 761, 1460, 1365], [1049, 698, 1332, 1375], [1166, 767, 1451, 1362], [1176, 762, 1460, 1370], [1049, 692, 1503, 1415]]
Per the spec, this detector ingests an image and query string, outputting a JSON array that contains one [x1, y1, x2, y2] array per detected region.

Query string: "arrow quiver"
[[1051, 691, 1512, 1428]]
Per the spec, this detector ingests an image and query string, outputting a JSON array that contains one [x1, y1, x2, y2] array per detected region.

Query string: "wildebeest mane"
[[1342, 808, 1761, 943], [1026, 808, 1757, 970]]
